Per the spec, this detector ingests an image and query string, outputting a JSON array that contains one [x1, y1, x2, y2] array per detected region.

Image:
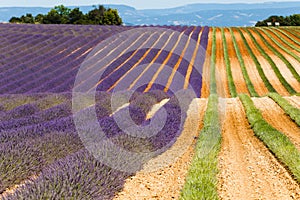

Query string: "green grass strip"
[[261, 28, 300, 74], [243, 28, 296, 95], [239, 94, 300, 183], [180, 94, 221, 200], [268, 93, 300, 126], [236, 28, 276, 93], [210, 27, 217, 95], [253, 28, 300, 83], [230, 28, 259, 97], [273, 28, 300, 48], [221, 28, 237, 97], [282, 28, 300, 40]]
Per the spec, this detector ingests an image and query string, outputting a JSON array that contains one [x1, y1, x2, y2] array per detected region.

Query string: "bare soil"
[[249, 29, 300, 93], [253, 97, 300, 151], [218, 98, 300, 200], [201, 28, 212, 98], [284, 96, 300, 109], [114, 99, 207, 200], [240, 29, 290, 96], [215, 28, 231, 98], [223, 28, 250, 95], [231, 28, 269, 96]]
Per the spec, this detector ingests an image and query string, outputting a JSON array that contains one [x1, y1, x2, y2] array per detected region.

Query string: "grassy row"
[[268, 93, 300, 126], [270, 28, 300, 52], [236, 28, 276, 93], [243, 28, 296, 95], [239, 94, 300, 183], [261, 28, 300, 74], [210, 27, 217, 94], [180, 94, 221, 200], [180, 27, 221, 199], [229, 28, 259, 97], [221, 28, 237, 97], [253, 28, 300, 83]]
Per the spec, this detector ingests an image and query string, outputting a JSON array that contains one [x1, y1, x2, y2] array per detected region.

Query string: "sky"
[[0, 0, 299, 9]]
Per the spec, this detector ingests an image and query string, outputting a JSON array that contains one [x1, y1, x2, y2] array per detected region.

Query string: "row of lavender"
[[0, 24, 209, 95], [0, 90, 194, 199]]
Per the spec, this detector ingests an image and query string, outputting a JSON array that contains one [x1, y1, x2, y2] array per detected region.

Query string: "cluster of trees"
[[256, 14, 300, 26], [9, 5, 123, 25]]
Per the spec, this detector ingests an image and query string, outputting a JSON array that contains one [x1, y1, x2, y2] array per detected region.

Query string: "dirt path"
[[253, 97, 300, 151], [223, 28, 249, 95], [114, 98, 207, 200], [201, 28, 212, 98], [240, 29, 290, 96], [218, 98, 300, 200], [284, 96, 300, 109], [215, 28, 230, 98], [231, 28, 268, 96], [250, 29, 300, 93]]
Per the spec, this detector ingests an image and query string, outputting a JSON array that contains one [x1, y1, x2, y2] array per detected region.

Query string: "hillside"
[[0, 24, 299, 199]]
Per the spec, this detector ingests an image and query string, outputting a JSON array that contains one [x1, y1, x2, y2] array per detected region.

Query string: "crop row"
[[239, 94, 300, 183]]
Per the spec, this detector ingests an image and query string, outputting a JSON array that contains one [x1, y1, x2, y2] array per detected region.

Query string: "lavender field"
[[0, 24, 209, 199]]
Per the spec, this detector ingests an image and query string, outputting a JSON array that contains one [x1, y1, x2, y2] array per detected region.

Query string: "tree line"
[[9, 5, 123, 25], [255, 14, 300, 26]]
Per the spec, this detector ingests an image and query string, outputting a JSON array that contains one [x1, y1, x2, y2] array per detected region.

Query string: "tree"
[[42, 9, 62, 24], [9, 5, 123, 25], [68, 8, 84, 24]]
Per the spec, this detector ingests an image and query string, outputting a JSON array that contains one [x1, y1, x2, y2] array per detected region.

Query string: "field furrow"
[[218, 98, 300, 200], [215, 28, 230, 98], [201, 28, 212, 98], [240, 29, 290, 95], [253, 97, 300, 151], [232, 28, 269, 96], [284, 96, 300, 109], [250, 29, 300, 92]]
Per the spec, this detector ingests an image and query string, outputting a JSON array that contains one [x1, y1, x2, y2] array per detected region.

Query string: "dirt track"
[[240, 29, 290, 96], [231, 28, 268, 96], [223, 28, 250, 95], [201, 28, 212, 98], [215, 28, 230, 98], [253, 97, 300, 151], [218, 98, 300, 200], [114, 99, 207, 200]]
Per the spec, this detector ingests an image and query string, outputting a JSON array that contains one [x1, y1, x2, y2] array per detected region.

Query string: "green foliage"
[[256, 14, 300, 26], [243, 28, 296, 95], [221, 28, 237, 97], [239, 94, 300, 183], [230, 28, 259, 97], [180, 94, 221, 200], [268, 93, 300, 126], [9, 5, 122, 25]]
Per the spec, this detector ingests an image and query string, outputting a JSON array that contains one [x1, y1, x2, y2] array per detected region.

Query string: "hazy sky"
[[0, 0, 299, 9]]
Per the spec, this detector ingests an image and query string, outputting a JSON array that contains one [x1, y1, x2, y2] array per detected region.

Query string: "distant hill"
[[1, 2, 300, 26]]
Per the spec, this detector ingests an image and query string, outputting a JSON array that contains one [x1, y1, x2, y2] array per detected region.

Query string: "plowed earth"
[[218, 98, 300, 200]]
